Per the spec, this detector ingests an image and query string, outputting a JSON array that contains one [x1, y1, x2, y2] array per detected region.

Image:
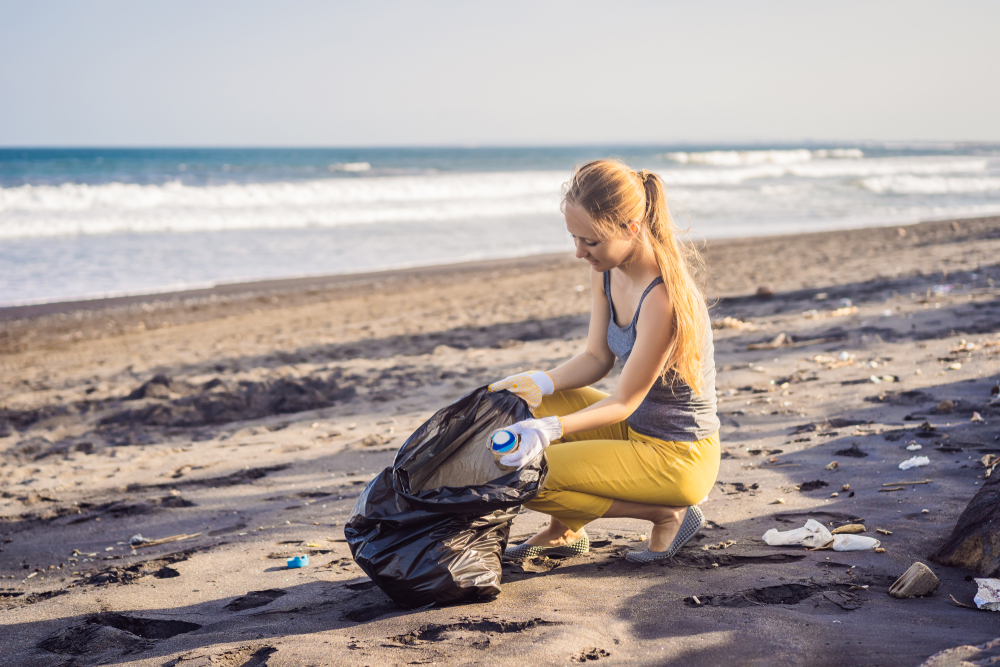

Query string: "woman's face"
[[564, 203, 639, 272]]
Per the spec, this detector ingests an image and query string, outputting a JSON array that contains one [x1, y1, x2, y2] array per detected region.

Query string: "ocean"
[[3, 144, 1000, 307]]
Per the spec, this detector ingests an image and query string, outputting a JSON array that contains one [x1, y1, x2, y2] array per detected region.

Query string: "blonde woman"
[[488, 159, 720, 563]]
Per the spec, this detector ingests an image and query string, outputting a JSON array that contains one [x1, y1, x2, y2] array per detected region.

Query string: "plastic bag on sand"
[[975, 579, 1000, 611], [762, 520, 880, 550], [345, 385, 546, 609], [899, 455, 930, 470], [762, 519, 832, 548], [831, 534, 880, 551]]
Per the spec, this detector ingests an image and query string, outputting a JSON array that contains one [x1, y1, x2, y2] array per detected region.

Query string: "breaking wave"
[[858, 175, 1000, 195], [0, 171, 567, 239], [662, 148, 864, 166]]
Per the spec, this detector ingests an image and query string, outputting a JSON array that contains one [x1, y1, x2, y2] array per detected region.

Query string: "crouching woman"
[[488, 159, 720, 563]]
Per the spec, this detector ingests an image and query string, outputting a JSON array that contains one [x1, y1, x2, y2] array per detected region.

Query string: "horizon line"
[[2, 139, 997, 151]]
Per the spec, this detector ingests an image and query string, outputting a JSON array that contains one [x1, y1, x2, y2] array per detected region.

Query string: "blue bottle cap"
[[490, 430, 517, 453], [287, 555, 309, 568]]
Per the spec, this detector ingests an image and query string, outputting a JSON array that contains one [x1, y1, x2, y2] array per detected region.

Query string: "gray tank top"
[[604, 271, 720, 442]]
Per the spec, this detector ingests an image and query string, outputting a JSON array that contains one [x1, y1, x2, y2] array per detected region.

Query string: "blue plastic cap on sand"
[[287, 555, 309, 568]]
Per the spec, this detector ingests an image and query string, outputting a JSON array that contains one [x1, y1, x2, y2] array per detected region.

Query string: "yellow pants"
[[524, 387, 720, 532]]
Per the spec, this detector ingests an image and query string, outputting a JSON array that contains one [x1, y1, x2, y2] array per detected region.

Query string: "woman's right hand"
[[487, 371, 554, 408]]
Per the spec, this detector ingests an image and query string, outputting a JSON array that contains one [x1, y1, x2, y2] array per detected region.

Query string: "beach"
[[2, 215, 1000, 666]]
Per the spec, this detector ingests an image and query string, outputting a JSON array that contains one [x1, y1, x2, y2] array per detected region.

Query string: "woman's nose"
[[574, 242, 587, 259]]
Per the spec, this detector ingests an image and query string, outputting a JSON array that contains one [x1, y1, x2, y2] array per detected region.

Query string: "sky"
[[1, 0, 998, 147]]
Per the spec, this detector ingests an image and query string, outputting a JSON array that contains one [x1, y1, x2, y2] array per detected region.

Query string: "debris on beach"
[[971, 411, 984, 423], [762, 520, 880, 551], [981, 455, 998, 478], [899, 456, 930, 471], [906, 442, 922, 451], [888, 562, 941, 598], [712, 316, 754, 330], [796, 480, 828, 492], [702, 540, 736, 551], [129, 533, 201, 549], [834, 444, 867, 458], [974, 580, 1000, 611], [748, 332, 790, 349], [826, 535, 880, 551], [763, 519, 832, 548], [747, 332, 849, 350], [937, 400, 955, 412], [756, 285, 774, 299], [287, 556, 309, 569], [831, 524, 866, 535]]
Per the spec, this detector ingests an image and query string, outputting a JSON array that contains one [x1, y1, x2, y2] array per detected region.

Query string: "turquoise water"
[[3, 144, 1000, 305]]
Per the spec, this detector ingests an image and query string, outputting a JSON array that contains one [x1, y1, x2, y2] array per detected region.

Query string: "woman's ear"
[[629, 220, 641, 236]]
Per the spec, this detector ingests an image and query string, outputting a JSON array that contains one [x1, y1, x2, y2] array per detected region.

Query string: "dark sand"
[[1, 216, 999, 666]]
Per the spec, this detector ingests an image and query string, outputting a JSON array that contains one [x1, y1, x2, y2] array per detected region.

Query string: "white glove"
[[492, 416, 563, 470], [487, 371, 555, 408]]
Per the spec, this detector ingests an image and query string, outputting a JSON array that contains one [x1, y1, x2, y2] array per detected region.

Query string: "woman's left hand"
[[491, 416, 563, 469]]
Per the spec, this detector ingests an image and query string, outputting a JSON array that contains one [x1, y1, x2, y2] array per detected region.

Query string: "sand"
[[2, 216, 1000, 666]]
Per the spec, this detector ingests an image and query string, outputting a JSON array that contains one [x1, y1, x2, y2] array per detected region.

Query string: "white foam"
[[857, 175, 1000, 195], [653, 157, 990, 187], [328, 162, 371, 172], [662, 148, 863, 166], [0, 171, 568, 239], [1, 156, 997, 242]]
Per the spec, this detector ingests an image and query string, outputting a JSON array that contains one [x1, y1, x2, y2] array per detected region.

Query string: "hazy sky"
[[2, 0, 997, 146]]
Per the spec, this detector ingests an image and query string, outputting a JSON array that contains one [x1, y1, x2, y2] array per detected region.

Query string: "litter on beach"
[[829, 534, 881, 551], [763, 520, 880, 551], [129, 532, 202, 549], [974, 579, 1000, 611], [287, 555, 309, 569], [898, 456, 930, 470]]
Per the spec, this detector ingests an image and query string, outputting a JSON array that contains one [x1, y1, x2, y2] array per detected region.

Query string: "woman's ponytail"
[[639, 172, 706, 393]]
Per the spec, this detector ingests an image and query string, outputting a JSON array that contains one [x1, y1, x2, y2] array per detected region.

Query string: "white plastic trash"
[[762, 519, 832, 548], [899, 456, 930, 471], [974, 579, 1000, 611], [831, 534, 880, 551]]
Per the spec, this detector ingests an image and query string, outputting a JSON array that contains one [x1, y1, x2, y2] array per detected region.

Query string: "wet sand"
[[2, 216, 1000, 666]]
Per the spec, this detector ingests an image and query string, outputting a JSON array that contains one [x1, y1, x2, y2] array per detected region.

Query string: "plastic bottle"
[[490, 429, 520, 472]]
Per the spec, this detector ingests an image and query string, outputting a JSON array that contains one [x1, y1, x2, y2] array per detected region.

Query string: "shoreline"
[[5, 213, 999, 323]]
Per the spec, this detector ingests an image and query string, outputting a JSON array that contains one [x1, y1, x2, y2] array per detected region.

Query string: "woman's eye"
[[586, 241, 599, 247]]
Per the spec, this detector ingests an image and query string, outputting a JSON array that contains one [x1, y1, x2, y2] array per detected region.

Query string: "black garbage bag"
[[345, 385, 546, 609]]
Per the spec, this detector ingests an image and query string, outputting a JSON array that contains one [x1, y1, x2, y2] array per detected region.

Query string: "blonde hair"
[[562, 159, 707, 393]]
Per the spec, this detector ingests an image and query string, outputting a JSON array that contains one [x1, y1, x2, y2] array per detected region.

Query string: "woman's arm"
[[545, 269, 617, 392], [558, 283, 674, 436]]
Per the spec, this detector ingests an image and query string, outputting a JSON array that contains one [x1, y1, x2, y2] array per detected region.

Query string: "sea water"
[[2, 144, 1000, 306]]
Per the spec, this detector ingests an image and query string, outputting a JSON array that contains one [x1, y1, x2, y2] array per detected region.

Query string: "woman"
[[487, 159, 720, 563]]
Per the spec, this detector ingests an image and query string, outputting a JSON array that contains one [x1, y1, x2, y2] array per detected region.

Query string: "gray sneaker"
[[625, 505, 705, 563], [503, 530, 590, 561]]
